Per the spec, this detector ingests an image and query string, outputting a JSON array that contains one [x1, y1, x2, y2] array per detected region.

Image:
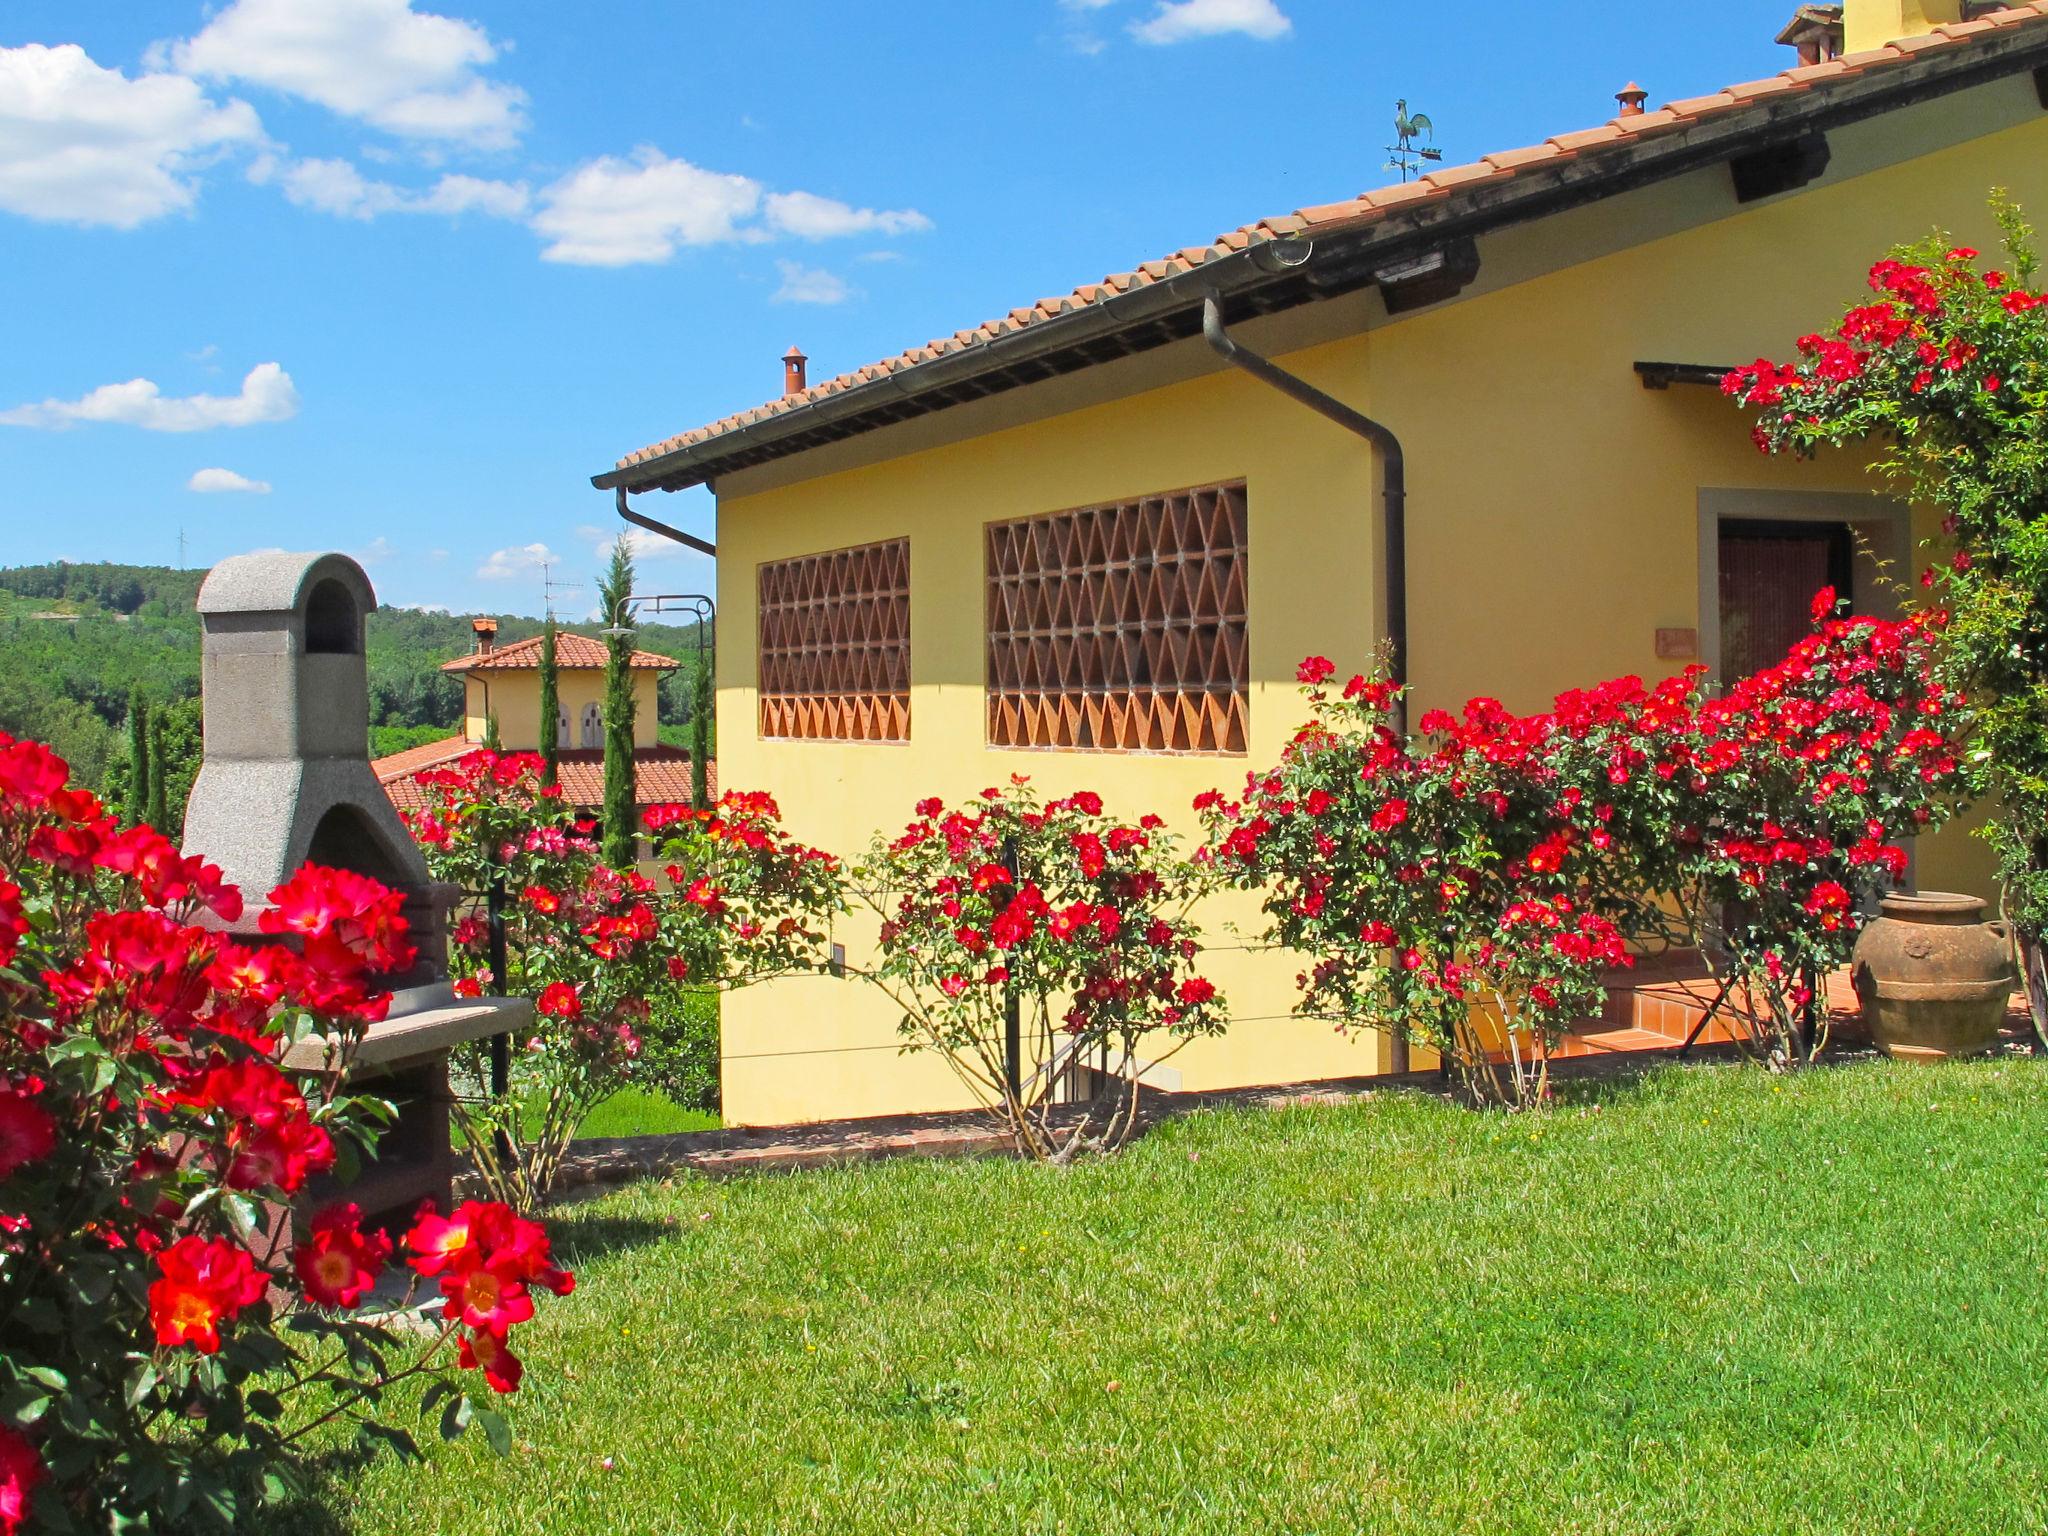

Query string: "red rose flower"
[[0, 1425, 42, 1536], [536, 981, 582, 1019], [460, 1326, 524, 1394], [0, 1088, 55, 1181], [148, 1235, 268, 1353], [296, 1203, 394, 1309]]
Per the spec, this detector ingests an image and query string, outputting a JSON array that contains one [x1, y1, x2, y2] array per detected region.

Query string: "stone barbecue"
[[182, 550, 529, 1229]]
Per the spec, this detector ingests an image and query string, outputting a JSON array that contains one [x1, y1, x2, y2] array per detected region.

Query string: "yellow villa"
[[594, 0, 2048, 1126], [371, 618, 713, 821]]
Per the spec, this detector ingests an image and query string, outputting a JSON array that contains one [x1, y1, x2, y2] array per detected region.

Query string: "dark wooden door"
[[1717, 518, 1853, 681]]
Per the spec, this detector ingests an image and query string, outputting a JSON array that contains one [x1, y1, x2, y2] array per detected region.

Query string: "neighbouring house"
[[595, 0, 2048, 1127], [372, 618, 714, 821]]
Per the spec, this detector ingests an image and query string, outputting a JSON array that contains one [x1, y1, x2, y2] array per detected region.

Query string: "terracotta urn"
[[1851, 891, 2016, 1062]]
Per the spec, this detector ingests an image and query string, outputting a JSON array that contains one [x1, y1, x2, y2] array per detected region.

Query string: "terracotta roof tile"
[[376, 746, 716, 818], [1483, 143, 1565, 171], [440, 632, 680, 674], [1613, 106, 1686, 134], [610, 5, 2048, 478], [369, 735, 474, 782], [1724, 75, 1805, 100], [1546, 123, 1628, 152]]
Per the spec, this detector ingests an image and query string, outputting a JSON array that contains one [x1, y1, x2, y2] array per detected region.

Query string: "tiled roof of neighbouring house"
[[373, 740, 717, 817], [441, 632, 680, 673], [600, 2, 2048, 491]]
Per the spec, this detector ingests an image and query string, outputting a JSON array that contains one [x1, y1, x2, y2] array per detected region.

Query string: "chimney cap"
[[1615, 81, 1649, 115], [783, 344, 807, 361], [472, 616, 499, 633]]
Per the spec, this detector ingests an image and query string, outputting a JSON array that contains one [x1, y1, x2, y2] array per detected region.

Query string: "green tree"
[[599, 544, 638, 867], [538, 616, 561, 788], [145, 712, 168, 832], [690, 656, 713, 811], [481, 709, 503, 752], [125, 688, 150, 827]]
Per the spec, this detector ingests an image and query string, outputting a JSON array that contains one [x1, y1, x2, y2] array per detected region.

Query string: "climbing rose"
[[147, 1235, 269, 1354]]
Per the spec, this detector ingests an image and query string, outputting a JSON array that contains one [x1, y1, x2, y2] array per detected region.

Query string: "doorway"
[[1716, 517, 1852, 681]]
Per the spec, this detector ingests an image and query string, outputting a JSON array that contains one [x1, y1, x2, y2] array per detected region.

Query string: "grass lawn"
[[573, 1087, 719, 1140], [308, 1058, 2048, 1535]]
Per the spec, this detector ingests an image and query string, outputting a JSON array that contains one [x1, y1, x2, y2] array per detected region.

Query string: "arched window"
[[580, 702, 602, 749], [557, 705, 570, 749], [303, 579, 361, 655]]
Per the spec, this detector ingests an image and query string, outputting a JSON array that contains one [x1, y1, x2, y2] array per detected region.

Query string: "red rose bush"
[[854, 781, 1226, 1159], [407, 751, 841, 1206], [1202, 610, 1962, 1103], [0, 733, 571, 1533], [1727, 202, 2048, 1038]]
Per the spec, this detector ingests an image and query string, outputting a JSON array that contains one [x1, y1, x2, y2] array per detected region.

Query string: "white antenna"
[[539, 561, 583, 620]]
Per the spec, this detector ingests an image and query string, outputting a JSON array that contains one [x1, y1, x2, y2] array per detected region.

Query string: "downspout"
[[1199, 289, 1412, 1075], [1200, 291, 1407, 710], [616, 486, 717, 557]]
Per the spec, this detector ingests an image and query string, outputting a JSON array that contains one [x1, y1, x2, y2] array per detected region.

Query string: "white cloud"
[[396, 600, 449, 613], [772, 260, 851, 306], [530, 147, 931, 268], [0, 43, 263, 228], [356, 536, 394, 565], [1, 363, 299, 432], [762, 190, 929, 241], [530, 149, 761, 266], [281, 156, 527, 219], [187, 466, 272, 493], [167, 0, 526, 149], [576, 522, 702, 565], [1131, 0, 1291, 43], [476, 542, 557, 580]]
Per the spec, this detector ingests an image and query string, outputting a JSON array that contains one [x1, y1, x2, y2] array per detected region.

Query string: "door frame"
[[1695, 488, 1911, 690]]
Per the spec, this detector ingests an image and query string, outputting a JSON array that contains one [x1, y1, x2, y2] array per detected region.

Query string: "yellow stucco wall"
[[708, 85, 2048, 1126], [462, 669, 662, 751]]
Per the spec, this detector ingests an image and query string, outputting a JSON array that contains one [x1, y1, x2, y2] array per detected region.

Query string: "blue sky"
[[0, 0, 1794, 617]]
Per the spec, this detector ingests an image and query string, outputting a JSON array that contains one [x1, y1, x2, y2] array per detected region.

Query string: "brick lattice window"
[[757, 537, 910, 741], [986, 482, 1248, 754]]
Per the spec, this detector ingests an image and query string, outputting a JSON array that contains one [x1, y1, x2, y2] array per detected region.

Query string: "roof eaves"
[[596, 11, 2048, 497]]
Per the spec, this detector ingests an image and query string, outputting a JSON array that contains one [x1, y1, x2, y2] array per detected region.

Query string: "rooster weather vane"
[[1385, 99, 1443, 183]]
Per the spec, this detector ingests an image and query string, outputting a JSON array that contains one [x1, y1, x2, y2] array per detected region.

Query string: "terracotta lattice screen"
[[986, 482, 1248, 754], [757, 537, 910, 741]]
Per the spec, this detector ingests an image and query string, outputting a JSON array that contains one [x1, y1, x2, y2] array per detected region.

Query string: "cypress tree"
[[598, 543, 638, 867], [690, 655, 713, 811], [125, 688, 150, 827], [481, 709, 503, 752], [537, 616, 561, 788], [144, 715, 168, 833]]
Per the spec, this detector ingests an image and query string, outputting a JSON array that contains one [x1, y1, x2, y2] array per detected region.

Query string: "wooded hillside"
[[0, 561, 712, 827]]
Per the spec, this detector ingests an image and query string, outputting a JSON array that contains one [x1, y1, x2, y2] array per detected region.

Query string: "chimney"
[[472, 616, 497, 655], [1615, 82, 1648, 117], [1842, 0, 1960, 54], [1776, 5, 1846, 63], [783, 345, 808, 397]]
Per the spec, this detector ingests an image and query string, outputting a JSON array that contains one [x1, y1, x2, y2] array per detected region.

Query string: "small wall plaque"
[[1656, 627, 1700, 661]]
